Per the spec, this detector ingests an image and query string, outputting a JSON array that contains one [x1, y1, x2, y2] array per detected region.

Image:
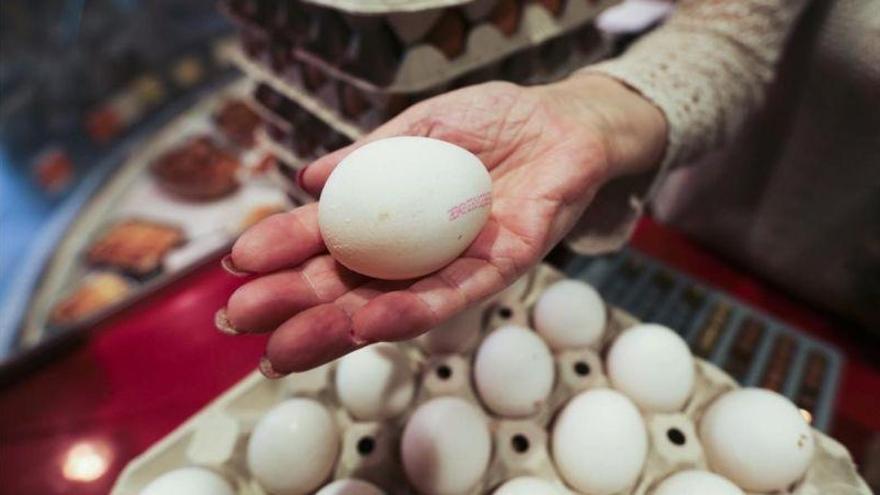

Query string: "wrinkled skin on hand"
[[219, 78, 664, 376]]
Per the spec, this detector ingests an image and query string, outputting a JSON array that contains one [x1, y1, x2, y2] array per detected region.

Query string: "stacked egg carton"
[[220, 0, 615, 174], [111, 263, 869, 495]]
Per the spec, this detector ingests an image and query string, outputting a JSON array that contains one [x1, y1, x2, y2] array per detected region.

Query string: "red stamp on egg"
[[448, 192, 491, 221]]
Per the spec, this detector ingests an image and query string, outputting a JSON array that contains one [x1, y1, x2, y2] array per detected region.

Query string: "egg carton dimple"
[[111, 264, 871, 495]]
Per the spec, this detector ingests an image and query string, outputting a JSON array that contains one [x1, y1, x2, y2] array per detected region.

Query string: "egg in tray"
[[112, 264, 870, 495]]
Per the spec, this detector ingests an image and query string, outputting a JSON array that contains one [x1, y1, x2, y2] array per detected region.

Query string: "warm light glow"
[[800, 408, 813, 424], [62, 441, 111, 482]]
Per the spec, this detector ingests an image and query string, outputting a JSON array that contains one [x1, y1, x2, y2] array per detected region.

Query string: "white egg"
[[316, 478, 385, 495], [494, 477, 564, 495], [335, 343, 415, 420], [552, 389, 648, 495], [533, 279, 606, 350], [401, 397, 492, 494], [319, 136, 492, 280], [141, 467, 234, 495], [699, 388, 815, 492], [474, 325, 555, 417], [653, 470, 744, 495], [607, 324, 695, 412], [247, 399, 340, 495], [416, 305, 483, 354]]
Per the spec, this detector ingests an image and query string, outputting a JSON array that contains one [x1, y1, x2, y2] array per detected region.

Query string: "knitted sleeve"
[[566, 0, 812, 254]]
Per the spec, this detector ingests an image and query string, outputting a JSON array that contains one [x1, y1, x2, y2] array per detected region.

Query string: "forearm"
[[586, 0, 813, 168]]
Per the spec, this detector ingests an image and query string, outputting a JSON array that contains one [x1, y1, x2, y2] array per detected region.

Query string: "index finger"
[[230, 203, 325, 274]]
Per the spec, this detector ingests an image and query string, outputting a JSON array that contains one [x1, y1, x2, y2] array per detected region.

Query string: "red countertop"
[[1, 218, 877, 495]]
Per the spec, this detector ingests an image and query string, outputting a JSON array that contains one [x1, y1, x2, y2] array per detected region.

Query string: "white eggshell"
[[319, 137, 492, 280], [654, 470, 744, 495], [316, 478, 385, 495], [247, 399, 340, 495], [699, 388, 815, 492], [607, 324, 695, 412], [335, 343, 415, 420], [474, 325, 555, 417], [552, 389, 648, 495], [533, 279, 606, 350], [416, 305, 484, 354], [141, 467, 234, 495], [402, 396, 492, 494], [494, 477, 564, 495]]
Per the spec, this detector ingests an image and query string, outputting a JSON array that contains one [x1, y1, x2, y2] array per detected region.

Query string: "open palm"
[[220, 81, 614, 376]]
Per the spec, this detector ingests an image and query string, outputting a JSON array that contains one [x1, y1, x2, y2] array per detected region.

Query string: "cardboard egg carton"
[[224, 0, 617, 93], [249, 83, 355, 166], [232, 22, 609, 156], [111, 263, 870, 495]]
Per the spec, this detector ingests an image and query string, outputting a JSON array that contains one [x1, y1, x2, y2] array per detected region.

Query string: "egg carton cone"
[[111, 263, 870, 495], [224, 0, 617, 93], [300, 0, 484, 15], [233, 22, 610, 155]]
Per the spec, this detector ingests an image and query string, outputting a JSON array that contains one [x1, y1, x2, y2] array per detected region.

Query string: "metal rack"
[[564, 249, 843, 431]]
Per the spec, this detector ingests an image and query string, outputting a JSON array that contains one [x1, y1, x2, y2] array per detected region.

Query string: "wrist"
[[540, 72, 668, 178]]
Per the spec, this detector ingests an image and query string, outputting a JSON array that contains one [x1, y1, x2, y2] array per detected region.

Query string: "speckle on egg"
[[699, 388, 815, 492]]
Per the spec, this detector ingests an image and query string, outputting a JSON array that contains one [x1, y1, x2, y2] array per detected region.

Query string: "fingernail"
[[259, 355, 286, 379], [221, 254, 251, 277], [294, 165, 309, 190], [214, 308, 241, 335]]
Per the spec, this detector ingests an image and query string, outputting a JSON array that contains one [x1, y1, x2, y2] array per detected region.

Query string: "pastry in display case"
[[150, 136, 242, 201], [86, 219, 186, 278], [3, 80, 307, 368], [49, 273, 133, 328], [0, 1, 253, 365], [214, 99, 263, 148]]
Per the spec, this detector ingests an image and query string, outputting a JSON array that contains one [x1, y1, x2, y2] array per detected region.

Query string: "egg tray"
[[238, 22, 608, 144], [224, 0, 617, 93], [564, 249, 845, 432], [233, 26, 609, 176], [111, 263, 869, 495]]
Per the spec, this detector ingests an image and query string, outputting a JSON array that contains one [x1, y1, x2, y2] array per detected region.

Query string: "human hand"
[[217, 75, 666, 376]]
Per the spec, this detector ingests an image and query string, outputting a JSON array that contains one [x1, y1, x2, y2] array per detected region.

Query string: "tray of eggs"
[[223, 0, 617, 93], [231, 20, 608, 146], [111, 263, 870, 495]]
